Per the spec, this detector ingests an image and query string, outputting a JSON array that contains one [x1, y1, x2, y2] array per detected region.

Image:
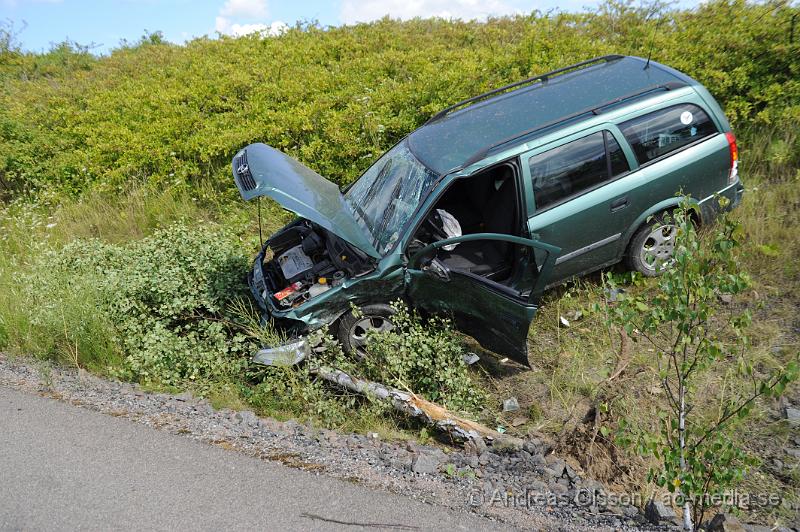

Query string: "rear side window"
[[530, 131, 629, 211], [619, 104, 717, 165]]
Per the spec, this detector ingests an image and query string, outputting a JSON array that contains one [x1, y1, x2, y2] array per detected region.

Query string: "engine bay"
[[259, 220, 374, 309]]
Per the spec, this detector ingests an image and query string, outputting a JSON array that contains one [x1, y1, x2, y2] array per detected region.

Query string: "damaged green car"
[[233, 55, 743, 367]]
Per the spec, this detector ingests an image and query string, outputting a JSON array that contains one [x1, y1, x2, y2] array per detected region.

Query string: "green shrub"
[[356, 301, 487, 414], [3, 223, 255, 386]]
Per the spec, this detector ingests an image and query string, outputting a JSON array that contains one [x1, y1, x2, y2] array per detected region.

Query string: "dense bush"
[[0, 1, 798, 200], [2, 224, 254, 385], [0, 220, 487, 422]]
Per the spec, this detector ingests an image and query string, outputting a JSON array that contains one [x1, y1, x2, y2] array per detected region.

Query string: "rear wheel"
[[336, 303, 396, 358], [626, 214, 678, 277]]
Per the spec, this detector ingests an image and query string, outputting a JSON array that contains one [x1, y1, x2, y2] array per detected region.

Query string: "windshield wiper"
[[375, 172, 405, 247], [345, 196, 370, 225]]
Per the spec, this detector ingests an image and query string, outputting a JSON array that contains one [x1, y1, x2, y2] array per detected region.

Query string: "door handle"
[[610, 197, 629, 212]]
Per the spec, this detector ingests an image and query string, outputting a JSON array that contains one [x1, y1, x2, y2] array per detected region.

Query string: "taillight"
[[725, 131, 738, 185]]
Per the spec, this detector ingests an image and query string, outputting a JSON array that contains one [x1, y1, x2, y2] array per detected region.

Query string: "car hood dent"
[[233, 143, 380, 258]]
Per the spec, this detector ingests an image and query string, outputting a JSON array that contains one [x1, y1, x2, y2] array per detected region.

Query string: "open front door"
[[404, 233, 560, 366]]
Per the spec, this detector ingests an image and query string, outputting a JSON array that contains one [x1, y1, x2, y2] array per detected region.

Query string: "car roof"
[[407, 55, 693, 175]]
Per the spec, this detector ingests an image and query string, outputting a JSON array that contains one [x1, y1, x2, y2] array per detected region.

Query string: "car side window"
[[619, 103, 718, 165], [530, 131, 629, 211]]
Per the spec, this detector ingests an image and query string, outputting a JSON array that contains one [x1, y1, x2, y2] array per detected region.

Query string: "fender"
[[620, 197, 701, 255]]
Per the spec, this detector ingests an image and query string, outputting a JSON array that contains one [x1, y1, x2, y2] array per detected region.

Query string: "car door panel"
[[405, 233, 559, 366], [524, 127, 640, 284]]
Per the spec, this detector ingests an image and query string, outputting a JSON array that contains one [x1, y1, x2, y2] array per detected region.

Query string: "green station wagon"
[[233, 55, 743, 367]]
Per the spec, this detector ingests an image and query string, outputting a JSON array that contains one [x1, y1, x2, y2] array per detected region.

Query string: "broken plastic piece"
[[503, 397, 520, 412], [252, 338, 310, 366], [463, 352, 480, 366]]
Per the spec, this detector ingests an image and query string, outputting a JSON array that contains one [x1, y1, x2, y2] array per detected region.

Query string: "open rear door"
[[405, 233, 559, 366]]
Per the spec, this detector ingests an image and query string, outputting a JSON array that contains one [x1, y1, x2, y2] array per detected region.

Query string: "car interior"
[[411, 162, 522, 284]]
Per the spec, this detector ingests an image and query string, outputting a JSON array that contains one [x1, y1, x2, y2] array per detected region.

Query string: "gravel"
[[0, 354, 665, 531]]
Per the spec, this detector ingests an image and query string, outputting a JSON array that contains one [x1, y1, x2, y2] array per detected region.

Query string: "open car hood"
[[232, 143, 380, 258]]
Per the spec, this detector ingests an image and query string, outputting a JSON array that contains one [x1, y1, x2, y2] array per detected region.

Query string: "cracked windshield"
[[345, 141, 438, 254]]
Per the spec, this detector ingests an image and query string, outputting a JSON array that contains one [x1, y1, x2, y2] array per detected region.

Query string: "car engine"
[[259, 220, 374, 309]]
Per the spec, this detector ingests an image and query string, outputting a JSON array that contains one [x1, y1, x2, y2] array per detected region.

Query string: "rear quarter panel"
[[615, 132, 731, 255]]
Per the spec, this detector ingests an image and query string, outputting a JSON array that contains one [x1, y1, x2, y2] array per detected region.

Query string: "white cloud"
[[215, 17, 288, 37], [214, 0, 287, 37], [219, 0, 268, 19], [340, 0, 524, 24]]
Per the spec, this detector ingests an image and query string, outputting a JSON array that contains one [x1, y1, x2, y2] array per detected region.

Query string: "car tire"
[[336, 303, 396, 358], [625, 213, 678, 277]]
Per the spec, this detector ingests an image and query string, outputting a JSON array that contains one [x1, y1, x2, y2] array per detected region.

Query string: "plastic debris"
[[503, 397, 520, 412], [463, 353, 480, 366]]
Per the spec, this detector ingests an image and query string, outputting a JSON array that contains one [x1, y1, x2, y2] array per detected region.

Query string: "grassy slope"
[[1, 1, 799, 526]]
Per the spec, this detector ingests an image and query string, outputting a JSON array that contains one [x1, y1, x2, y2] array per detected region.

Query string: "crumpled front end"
[[246, 219, 388, 366]]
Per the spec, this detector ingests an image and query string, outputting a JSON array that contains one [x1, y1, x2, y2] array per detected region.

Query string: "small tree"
[[608, 198, 798, 530]]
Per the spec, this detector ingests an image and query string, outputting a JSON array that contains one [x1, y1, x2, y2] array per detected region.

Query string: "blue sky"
[[2, 0, 703, 54]]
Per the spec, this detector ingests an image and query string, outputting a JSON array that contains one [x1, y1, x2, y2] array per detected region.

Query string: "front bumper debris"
[[253, 338, 310, 366]]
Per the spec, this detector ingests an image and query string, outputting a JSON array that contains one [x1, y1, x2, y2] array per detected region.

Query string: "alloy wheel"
[[639, 223, 677, 273], [349, 315, 394, 352]]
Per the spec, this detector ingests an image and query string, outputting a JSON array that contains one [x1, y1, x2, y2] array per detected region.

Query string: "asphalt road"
[[0, 387, 506, 531]]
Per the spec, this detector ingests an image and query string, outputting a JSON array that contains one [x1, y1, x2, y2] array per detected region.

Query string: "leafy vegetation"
[[0, 222, 253, 382], [608, 201, 798, 529], [1, 1, 799, 525], [357, 302, 486, 414], [1, 1, 798, 199]]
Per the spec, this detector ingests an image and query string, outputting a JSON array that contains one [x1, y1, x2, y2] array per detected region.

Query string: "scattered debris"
[[606, 327, 632, 382], [502, 397, 520, 412], [644, 499, 678, 526], [605, 287, 625, 303], [511, 416, 527, 427], [462, 352, 480, 366], [559, 315, 571, 328]]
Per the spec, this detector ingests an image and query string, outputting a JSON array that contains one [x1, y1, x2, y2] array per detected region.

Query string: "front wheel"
[[336, 303, 396, 358], [625, 215, 678, 277]]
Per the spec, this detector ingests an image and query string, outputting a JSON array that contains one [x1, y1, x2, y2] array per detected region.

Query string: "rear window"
[[530, 131, 629, 211], [619, 104, 717, 165]]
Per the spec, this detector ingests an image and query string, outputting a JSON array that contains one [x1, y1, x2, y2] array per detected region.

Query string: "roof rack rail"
[[424, 54, 625, 125], [457, 81, 686, 169]]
